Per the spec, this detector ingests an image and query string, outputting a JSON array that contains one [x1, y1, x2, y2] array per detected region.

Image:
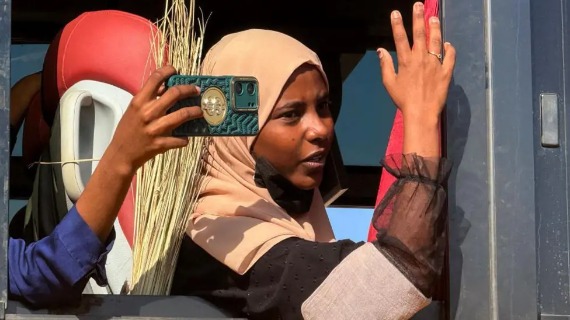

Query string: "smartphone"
[[165, 75, 259, 137]]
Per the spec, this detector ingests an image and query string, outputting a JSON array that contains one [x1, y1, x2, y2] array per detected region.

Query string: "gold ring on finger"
[[428, 51, 443, 61]]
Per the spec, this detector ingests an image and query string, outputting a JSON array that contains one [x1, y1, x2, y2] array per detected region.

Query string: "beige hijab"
[[188, 29, 336, 275]]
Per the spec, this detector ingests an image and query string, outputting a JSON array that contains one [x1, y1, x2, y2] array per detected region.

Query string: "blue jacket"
[[8, 206, 114, 308]]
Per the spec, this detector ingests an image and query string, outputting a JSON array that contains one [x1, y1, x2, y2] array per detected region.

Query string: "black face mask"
[[253, 157, 314, 215]]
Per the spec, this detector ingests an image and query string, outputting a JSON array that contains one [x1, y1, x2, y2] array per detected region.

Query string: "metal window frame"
[[1, 0, 11, 318], [532, 0, 570, 318], [443, 0, 538, 319]]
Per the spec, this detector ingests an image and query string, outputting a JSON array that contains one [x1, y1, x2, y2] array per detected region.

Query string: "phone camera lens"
[[235, 82, 243, 95], [247, 83, 255, 95]]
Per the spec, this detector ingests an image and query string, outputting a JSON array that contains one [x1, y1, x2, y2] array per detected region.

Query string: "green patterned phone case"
[[166, 75, 259, 136]]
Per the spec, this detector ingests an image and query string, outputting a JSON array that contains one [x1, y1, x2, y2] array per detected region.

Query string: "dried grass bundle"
[[129, 0, 209, 295]]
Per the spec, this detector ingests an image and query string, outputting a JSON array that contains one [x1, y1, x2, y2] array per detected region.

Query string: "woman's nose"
[[305, 112, 331, 143]]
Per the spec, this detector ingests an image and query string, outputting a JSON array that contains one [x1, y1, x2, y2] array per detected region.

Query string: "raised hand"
[[106, 65, 203, 175], [378, 2, 455, 122], [76, 65, 203, 242]]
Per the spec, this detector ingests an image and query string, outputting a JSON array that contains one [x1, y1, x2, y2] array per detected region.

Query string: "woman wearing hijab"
[[172, 3, 455, 319]]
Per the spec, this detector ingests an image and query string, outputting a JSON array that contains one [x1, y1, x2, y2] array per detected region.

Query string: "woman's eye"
[[318, 100, 332, 114], [281, 110, 300, 119]]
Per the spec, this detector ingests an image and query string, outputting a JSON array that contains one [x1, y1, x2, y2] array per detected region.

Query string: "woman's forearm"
[[75, 153, 134, 243], [403, 113, 440, 157]]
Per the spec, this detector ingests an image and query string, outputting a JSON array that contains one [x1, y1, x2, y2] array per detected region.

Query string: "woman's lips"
[[301, 150, 326, 170]]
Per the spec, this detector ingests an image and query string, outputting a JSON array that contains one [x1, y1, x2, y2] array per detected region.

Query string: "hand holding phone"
[[166, 75, 260, 136]]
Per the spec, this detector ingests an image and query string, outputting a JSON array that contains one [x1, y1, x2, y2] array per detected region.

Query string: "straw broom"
[[129, 0, 209, 295]]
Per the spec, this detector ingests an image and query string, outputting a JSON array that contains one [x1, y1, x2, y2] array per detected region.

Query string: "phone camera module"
[[246, 83, 255, 95], [235, 82, 243, 95]]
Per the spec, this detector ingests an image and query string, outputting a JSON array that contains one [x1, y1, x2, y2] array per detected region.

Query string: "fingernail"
[[414, 2, 424, 12], [377, 48, 383, 59], [391, 11, 401, 19], [430, 16, 439, 24], [196, 86, 201, 93]]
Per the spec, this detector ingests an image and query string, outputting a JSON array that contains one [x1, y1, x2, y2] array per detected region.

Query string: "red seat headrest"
[[41, 10, 160, 126]]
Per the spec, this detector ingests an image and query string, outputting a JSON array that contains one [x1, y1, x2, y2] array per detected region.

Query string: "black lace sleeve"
[[372, 153, 452, 297]]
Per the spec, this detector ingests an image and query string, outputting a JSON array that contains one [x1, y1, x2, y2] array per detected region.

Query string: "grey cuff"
[[301, 242, 430, 320]]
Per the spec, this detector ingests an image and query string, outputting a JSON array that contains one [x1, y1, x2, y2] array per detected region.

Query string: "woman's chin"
[[292, 174, 323, 191]]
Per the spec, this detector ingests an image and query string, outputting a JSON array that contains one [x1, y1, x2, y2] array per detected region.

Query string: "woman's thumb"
[[377, 48, 396, 88]]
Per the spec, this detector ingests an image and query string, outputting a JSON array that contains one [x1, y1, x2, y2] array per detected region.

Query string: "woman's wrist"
[[97, 147, 137, 179], [402, 111, 441, 157], [402, 109, 441, 129]]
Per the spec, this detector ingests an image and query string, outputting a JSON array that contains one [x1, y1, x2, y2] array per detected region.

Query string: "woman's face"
[[252, 64, 334, 190]]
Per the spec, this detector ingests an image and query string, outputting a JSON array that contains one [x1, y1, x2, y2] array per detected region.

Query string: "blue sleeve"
[[8, 206, 115, 308]]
